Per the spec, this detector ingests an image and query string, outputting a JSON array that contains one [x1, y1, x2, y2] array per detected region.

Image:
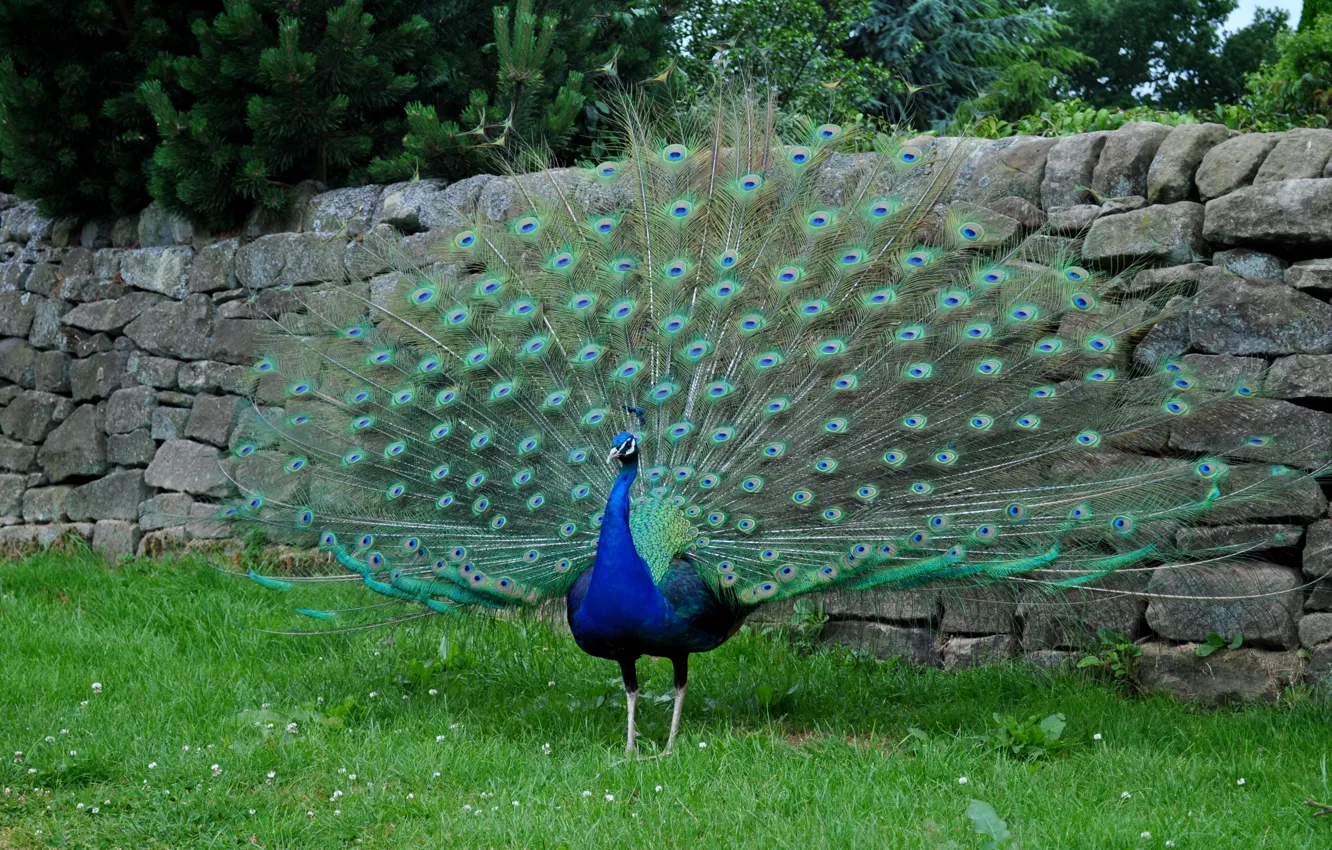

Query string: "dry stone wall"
[[3, 123, 1332, 701]]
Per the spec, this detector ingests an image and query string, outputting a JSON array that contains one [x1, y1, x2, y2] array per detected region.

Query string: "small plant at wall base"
[[1196, 632, 1243, 657], [987, 712, 1073, 761], [1077, 628, 1143, 690]]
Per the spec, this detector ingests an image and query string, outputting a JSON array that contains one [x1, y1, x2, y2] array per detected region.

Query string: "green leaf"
[[1229, 632, 1243, 649], [1039, 713, 1066, 742], [1196, 642, 1218, 657], [966, 799, 1012, 846], [1077, 656, 1102, 668]]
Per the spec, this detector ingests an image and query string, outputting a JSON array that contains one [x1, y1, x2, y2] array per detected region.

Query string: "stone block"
[[187, 238, 238, 294], [1046, 204, 1101, 235], [123, 294, 212, 359], [37, 405, 106, 482], [185, 394, 243, 447], [955, 136, 1056, 205], [1169, 398, 1332, 469], [0, 438, 36, 472], [137, 202, 198, 247], [24, 263, 59, 296], [1174, 524, 1303, 554], [0, 338, 36, 387], [178, 360, 249, 394], [119, 246, 193, 299], [1082, 201, 1204, 266], [104, 385, 156, 434], [66, 470, 147, 521], [1304, 519, 1332, 579], [1178, 353, 1265, 391], [0, 291, 38, 336], [107, 429, 155, 467], [1097, 195, 1148, 216], [980, 195, 1045, 230], [1300, 613, 1332, 648], [60, 291, 165, 333], [819, 621, 938, 666], [205, 319, 261, 365], [818, 589, 940, 623], [1286, 258, 1332, 290], [940, 585, 1020, 634], [1196, 133, 1279, 200], [0, 390, 72, 443], [1204, 178, 1332, 252], [303, 185, 381, 234], [93, 519, 140, 560], [1211, 248, 1288, 281], [124, 352, 179, 389], [1186, 279, 1332, 355], [1091, 122, 1173, 199], [1147, 123, 1231, 203], [1019, 572, 1148, 650], [151, 406, 191, 441], [136, 526, 186, 557], [940, 634, 1019, 670], [33, 351, 70, 393], [70, 350, 129, 400], [186, 501, 232, 539], [139, 493, 194, 530], [1266, 355, 1332, 399], [1138, 642, 1302, 704], [1145, 562, 1302, 648], [29, 296, 72, 349], [143, 439, 233, 496], [1254, 129, 1332, 183], [234, 232, 346, 289], [22, 485, 71, 522], [1041, 132, 1108, 208], [0, 472, 24, 517]]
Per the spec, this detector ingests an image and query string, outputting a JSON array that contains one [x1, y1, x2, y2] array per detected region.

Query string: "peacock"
[[218, 90, 1324, 757]]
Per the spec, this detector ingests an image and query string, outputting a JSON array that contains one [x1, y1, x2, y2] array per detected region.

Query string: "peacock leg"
[[619, 658, 639, 757], [662, 655, 688, 756]]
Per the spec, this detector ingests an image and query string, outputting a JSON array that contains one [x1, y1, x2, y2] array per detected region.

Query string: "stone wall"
[[2, 123, 1332, 700]]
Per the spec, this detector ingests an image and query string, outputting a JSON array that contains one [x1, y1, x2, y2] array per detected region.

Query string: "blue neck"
[[579, 457, 668, 630]]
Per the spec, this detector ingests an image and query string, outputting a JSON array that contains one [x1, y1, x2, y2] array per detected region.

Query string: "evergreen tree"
[[369, 0, 671, 183], [140, 0, 457, 229], [0, 0, 215, 217]]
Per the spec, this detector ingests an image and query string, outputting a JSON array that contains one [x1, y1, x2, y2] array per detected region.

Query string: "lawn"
[[1, 547, 1330, 849]]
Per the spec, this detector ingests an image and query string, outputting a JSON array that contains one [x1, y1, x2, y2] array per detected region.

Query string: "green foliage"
[[965, 799, 1015, 849], [1196, 631, 1244, 657], [986, 711, 1072, 760], [0, 1, 214, 218], [1051, 0, 1289, 111], [969, 97, 1205, 138], [668, 0, 893, 120], [369, 0, 669, 183], [1243, 12, 1332, 128], [850, 0, 1088, 127], [140, 0, 447, 229], [1076, 628, 1143, 689], [788, 598, 830, 654]]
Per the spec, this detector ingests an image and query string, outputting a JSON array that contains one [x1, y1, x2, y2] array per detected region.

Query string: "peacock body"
[[223, 91, 1324, 755]]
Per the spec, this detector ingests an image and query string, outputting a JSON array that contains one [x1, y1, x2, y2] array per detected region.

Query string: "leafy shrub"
[[1076, 627, 1143, 689]]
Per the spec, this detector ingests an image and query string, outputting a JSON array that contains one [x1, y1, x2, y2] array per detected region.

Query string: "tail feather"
[[206, 89, 1327, 637]]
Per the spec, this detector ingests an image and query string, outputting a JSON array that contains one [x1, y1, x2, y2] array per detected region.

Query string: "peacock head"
[[607, 431, 639, 464]]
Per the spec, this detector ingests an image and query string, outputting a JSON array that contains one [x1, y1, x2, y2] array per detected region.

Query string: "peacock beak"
[[607, 446, 621, 464]]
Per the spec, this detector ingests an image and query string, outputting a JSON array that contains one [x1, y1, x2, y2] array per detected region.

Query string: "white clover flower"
[[655, 785, 663, 792], [12, 752, 21, 763], [1237, 777, 1246, 786], [59, 730, 68, 735], [210, 764, 222, 776], [80, 701, 88, 707], [76, 802, 84, 809], [44, 736, 54, 744], [428, 689, 438, 696], [334, 809, 341, 815], [957, 777, 968, 785], [91, 683, 102, 694], [698, 741, 708, 749], [1121, 791, 1132, 799], [27, 768, 36, 775], [512, 800, 519, 807], [582, 790, 592, 798], [1140, 832, 1151, 840], [407, 793, 415, 801], [339, 767, 347, 774], [605, 794, 614, 802], [68, 750, 76, 757], [402, 695, 409, 701], [548, 681, 556, 687], [90, 807, 98, 814], [463, 804, 473, 811], [286, 722, 298, 735], [432, 772, 441, 778], [541, 742, 552, 755], [369, 692, 377, 698], [307, 810, 314, 817], [349, 774, 356, 781], [1093, 733, 1102, 741], [1165, 842, 1175, 847], [148, 762, 157, 769], [249, 809, 256, 815], [182, 745, 189, 752], [436, 735, 445, 742], [267, 771, 276, 779]]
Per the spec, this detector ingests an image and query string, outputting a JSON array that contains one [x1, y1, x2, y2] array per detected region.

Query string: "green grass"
[[1, 547, 1330, 849]]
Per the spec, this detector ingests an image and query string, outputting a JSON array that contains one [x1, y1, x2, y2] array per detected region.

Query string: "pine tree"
[[0, 0, 214, 218], [369, 0, 670, 183], [140, 0, 453, 229]]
